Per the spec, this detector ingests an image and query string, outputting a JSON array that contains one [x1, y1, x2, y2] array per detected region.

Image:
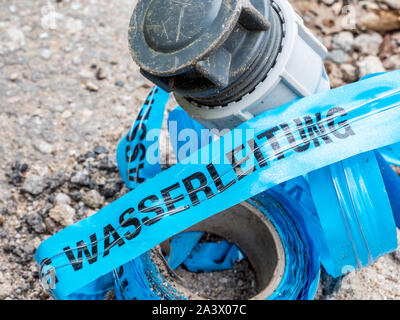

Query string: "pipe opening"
[[150, 201, 286, 300]]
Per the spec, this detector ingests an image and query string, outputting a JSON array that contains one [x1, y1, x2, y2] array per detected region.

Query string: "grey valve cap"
[[129, 0, 282, 106]]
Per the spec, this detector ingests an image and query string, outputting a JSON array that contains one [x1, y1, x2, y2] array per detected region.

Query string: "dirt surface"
[[0, 0, 399, 300], [175, 260, 258, 300]]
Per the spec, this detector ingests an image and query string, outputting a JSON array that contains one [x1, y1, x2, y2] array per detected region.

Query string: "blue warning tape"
[[380, 143, 400, 168], [309, 151, 398, 277], [35, 71, 400, 300], [114, 107, 322, 300]]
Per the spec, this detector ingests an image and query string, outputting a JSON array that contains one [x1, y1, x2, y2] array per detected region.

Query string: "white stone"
[[111, 105, 127, 117], [353, 33, 383, 56], [332, 32, 354, 52], [5, 28, 26, 51], [54, 193, 72, 206], [357, 56, 386, 78], [83, 190, 104, 209], [32, 139, 53, 155], [49, 204, 76, 227], [40, 49, 53, 60]]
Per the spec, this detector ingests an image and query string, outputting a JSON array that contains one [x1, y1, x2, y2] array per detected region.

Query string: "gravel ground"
[[0, 0, 399, 300]]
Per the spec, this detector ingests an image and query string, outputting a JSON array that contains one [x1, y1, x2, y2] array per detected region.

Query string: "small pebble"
[[83, 190, 104, 209], [82, 80, 99, 92], [326, 49, 347, 64], [340, 64, 358, 83], [26, 214, 46, 234], [8, 72, 19, 81], [70, 170, 91, 187], [54, 193, 71, 206], [21, 175, 45, 196], [32, 140, 53, 155], [39, 49, 53, 60], [332, 32, 354, 52], [94, 146, 109, 155], [45, 172, 66, 191], [115, 80, 124, 87], [49, 204, 76, 227], [357, 56, 386, 78], [96, 68, 107, 80], [353, 33, 383, 56]]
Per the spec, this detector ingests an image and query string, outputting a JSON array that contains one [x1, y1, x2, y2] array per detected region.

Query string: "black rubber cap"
[[129, 0, 281, 106]]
